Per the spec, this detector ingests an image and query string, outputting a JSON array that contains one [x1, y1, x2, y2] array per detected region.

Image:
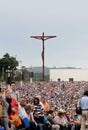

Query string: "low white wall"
[[50, 69, 88, 81]]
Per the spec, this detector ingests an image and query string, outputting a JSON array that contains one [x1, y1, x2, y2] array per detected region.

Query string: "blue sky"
[[0, 0, 88, 68]]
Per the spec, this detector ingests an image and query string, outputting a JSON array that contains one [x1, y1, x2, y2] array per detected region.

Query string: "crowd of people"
[[0, 80, 88, 130]]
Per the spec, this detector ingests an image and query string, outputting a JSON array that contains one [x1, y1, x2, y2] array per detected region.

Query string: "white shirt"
[[18, 104, 28, 119]]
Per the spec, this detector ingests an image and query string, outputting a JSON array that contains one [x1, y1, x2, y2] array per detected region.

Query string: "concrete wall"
[[50, 69, 88, 81]]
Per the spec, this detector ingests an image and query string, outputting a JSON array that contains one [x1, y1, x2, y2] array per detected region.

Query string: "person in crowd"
[[5, 89, 18, 112], [70, 111, 81, 130], [54, 109, 70, 130], [9, 82, 20, 101], [0, 88, 9, 130], [41, 96, 50, 112], [43, 110, 52, 130], [53, 106, 59, 116], [9, 108, 22, 130], [33, 97, 44, 130], [25, 104, 37, 130], [80, 90, 88, 130], [18, 97, 30, 130], [47, 110, 60, 130], [64, 111, 72, 130], [33, 97, 44, 122]]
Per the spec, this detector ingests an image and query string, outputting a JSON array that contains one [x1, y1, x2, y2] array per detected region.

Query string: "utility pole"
[[31, 32, 56, 81]]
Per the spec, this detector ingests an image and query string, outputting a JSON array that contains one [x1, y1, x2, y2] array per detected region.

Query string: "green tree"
[[0, 53, 19, 80]]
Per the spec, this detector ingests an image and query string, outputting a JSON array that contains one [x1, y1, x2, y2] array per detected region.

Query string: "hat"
[[58, 109, 66, 113]]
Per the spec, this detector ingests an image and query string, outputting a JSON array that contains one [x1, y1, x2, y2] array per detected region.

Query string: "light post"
[[29, 66, 33, 84], [2, 67, 4, 81], [35, 72, 36, 82], [18, 60, 23, 87], [13, 68, 16, 81], [6, 66, 12, 87], [20, 66, 25, 87]]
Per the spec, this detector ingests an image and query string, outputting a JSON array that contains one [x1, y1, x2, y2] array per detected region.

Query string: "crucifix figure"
[[31, 32, 56, 81]]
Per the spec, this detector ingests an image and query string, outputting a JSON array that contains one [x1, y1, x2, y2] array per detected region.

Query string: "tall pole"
[[6, 66, 12, 88], [31, 32, 56, 81], [42, 34, 44, 81], [29, 65, 33, 84]]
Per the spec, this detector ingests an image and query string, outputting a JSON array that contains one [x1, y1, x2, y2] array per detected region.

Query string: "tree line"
[[0, 53, 49, 82]]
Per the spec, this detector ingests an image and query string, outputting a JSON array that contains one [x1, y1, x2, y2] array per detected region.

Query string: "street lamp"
[[2, 67, 4, 81], [22, 66, 25, 81], [29, 66, 33, 84], [20, 66, 25, 87], [6, 66, 12, 86], [13, 68, 16, 81]]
